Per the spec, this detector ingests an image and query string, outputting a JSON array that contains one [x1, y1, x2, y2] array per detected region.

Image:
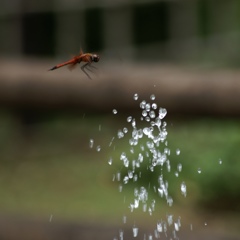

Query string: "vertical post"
[[169, 1, 198, 39], [206, 0, 239, 60], [0, 0, 22, 56], [209, 0, 238, 34], [102, 5, 134, 60], [167, 0, 199, 59], [55, 9, 85, 57]]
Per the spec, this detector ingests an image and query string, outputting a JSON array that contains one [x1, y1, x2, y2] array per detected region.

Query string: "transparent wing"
[[68, 62, 78, 71]]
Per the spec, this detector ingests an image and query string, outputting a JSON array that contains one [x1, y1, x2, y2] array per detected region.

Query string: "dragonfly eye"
[[92, 54, 100, 62]]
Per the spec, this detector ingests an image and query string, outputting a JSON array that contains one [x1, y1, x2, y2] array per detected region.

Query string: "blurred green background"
[[0, 0, 240, 239]]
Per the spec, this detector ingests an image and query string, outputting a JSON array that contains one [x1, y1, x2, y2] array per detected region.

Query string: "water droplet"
[[134, 199, 139, 208], [146, 141, 154, 149], [112, 174, 115, 181], [116, 172, 121, 181], [149, 111, 156, 118], [123, 215, 127, 224], [119, 229, 124, 240], [176, 148, 180, 155], [123, 127, 128, 134], [166, 160, 171, 172], [112, 109, 118, 114], [157, 222, 162, 232], [167, 214, 173, 226], [163, 222, 167, 232], [130, 147, 134, 154], [127, 116, 132, 122], [167, 196, 173, 206], [132, 118, 136, 128], [204, 222, 207, 226], [129, 138, 138, 146], [123, 176, 129, 184], [150, 94, 156, 100], [148, 207, 152, 215], [174, 222, 180, 231], [118, 129, 124, 139], [109, 137, 115, 147], [190, 224, 193, 231], [133, 174, 138, 181], [181, 182, 187, 197], [89, 139, 94, 148], [219, 158, 222, 164], [145, 103, 151, 112], [159, 108, 167, 119], [142, 110, 148, 117], [133, 227, 138, 237], [164, 148, 170, 155], [197, 168, 201, 174], [108, 157, 113, 165], [119, 185, 123, 192], [96, 145, 101, 152], [133, 93, 139, 100], [140, 100, 146, 109], [49, 214, 53, 222], [152, 103, 157, 110], [175, 172, 179, 177], [128, 170, 133, 179], [177, 163, 182, 172], [145, 116, 150, 122]]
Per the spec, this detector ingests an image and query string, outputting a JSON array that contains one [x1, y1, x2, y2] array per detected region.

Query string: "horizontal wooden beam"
[[0, 58, 240, 116]]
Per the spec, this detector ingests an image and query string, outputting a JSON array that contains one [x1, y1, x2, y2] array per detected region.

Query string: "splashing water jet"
[[109, 94, 184, 239]]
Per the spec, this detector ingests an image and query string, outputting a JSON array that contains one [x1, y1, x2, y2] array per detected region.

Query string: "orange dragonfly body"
[[49, 50, 100, 79]]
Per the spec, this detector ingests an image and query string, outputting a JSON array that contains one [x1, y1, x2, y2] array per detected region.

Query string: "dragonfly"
[[49, 50, 100, 79]]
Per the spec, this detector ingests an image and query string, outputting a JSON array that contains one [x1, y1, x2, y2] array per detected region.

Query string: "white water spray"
[[109, 93, 184, 239]]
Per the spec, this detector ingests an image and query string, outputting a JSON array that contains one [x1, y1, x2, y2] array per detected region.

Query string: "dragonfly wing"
[[79, 48, 83, 55], [68, 62, 77, 71]]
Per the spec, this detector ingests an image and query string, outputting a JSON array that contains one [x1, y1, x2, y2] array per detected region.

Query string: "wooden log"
[[0, 58, 240, 116]]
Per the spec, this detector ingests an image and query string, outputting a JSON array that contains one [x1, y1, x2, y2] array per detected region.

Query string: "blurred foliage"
[[22, 12, 56, 56], [85, 8, 103, 51], [133, 2, 169, 45], [104, 116, 240, 213], [0, 112, 239, 222]]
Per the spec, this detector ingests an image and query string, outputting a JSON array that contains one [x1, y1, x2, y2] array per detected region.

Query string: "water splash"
[[110, 94, 183, 239]]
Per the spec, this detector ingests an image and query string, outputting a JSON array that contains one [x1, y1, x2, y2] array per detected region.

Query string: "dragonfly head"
[[92, 54, 100, 62]]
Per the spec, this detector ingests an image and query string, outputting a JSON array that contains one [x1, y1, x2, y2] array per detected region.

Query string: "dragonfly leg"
[[88, 64, 97, 70], [81, 63, 92, 79]]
